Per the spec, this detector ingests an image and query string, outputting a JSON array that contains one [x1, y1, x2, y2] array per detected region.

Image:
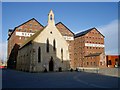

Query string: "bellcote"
[[48, 10, 55, 25]]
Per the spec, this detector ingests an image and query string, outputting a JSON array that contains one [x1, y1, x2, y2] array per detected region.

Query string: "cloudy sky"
[[1, 2, 118, 61]]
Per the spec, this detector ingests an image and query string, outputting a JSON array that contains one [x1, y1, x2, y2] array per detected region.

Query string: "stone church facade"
[[16, 10, 70, 72]]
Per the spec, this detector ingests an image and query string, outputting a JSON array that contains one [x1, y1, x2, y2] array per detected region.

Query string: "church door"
[[49, 57, 54, 71]]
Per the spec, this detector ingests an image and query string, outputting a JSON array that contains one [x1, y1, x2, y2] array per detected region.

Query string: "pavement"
[[1, 68, 119, 88]]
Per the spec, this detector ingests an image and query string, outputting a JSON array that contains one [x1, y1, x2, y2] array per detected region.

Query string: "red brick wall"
[[106, 55, 119, 67], [74, 36, 85, 68], [84, 56, 100, 67], [7, 19, 44, 60], [56, 22, 73, 36]]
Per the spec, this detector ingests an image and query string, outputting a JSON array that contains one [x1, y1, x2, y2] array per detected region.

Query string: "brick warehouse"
[[74, 28, 106, 69], [7, 10, 106, 71]]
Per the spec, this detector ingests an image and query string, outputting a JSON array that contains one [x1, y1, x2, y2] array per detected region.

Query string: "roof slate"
[[20, 29, 44, 49], [75, 27, 104, 38]]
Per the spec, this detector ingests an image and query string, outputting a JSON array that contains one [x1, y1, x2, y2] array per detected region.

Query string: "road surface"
[[2, 68, 119, 88]]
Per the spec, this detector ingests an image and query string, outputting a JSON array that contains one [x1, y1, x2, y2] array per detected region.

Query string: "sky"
[[1, 2, 118, 61]]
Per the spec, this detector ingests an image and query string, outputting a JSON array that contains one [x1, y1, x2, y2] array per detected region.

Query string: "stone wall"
[[78, 67, 119, 77]]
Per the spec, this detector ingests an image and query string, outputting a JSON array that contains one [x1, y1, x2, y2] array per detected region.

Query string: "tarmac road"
[[2, 68, 119, 88]]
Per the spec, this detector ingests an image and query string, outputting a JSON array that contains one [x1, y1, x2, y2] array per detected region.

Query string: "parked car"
[[0, 66, 5, 68]]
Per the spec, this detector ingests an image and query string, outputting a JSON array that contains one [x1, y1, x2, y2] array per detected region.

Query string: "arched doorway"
[[49, 57, 54, 71]]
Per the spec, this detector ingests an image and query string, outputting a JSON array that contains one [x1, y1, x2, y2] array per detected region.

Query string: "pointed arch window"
[[53, 39, 56, 51], [38, 47, 41, 63], [61, 48, 63, 62], [46, 39, 49, 53]]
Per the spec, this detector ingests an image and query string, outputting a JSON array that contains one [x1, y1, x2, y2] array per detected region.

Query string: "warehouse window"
[[30, 30, 32, 32], [46, 39, 49, 53], [22, 33, 24, 35], [38, 47, 41, 63], [29, 24, 32, 27], [87, 62, 89, 65]]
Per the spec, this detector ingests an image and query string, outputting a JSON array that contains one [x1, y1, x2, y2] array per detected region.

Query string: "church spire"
[[48, 10, 55, 25]]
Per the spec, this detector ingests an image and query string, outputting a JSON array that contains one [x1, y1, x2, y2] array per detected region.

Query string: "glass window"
[[61, 48, 63, 62], [38, 47, 41, 63], [46, 39, 49, 53], [53, 39, 56, 51], [108, 60, 112, 65]]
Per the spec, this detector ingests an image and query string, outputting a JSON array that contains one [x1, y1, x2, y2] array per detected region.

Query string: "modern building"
[[106, 55, 120, 68], [7, 10, 106, 72]]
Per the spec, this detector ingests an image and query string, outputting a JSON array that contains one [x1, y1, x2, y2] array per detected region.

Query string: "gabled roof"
[[56, 22, 75, 36], [75, 27, 104, 38], [85, 53, 102, 57], [20, 29, 44, 49], [7, 18, 44, 40]]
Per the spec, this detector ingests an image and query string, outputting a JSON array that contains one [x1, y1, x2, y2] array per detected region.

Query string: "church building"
[[16, 10, 70, 72]]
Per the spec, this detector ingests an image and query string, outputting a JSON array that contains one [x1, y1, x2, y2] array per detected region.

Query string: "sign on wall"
[[85, 43, 105, 47], [16, 32, 34, 37], [63, 36, 74, 40]]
